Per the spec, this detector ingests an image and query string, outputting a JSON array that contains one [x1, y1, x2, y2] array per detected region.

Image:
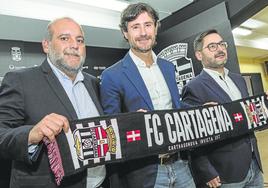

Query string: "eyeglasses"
[[203, 41, 228, 52]]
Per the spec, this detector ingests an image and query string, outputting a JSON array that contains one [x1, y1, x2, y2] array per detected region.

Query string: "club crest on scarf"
[[72, 119, 120, 162], [46, 94, 268, 187], [240, 95, 268, 129]]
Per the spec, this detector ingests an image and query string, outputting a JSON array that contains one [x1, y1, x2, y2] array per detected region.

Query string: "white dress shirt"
[[129, 50, 173, 158], [129, 50, 172, 110], [203, 68, 242, 100]]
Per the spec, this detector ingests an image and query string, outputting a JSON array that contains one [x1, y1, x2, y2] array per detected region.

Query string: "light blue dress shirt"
[[29, 58, 105, 187]]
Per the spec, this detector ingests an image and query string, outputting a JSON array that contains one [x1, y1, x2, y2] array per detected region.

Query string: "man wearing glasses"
[[182, 29, 263, 188]]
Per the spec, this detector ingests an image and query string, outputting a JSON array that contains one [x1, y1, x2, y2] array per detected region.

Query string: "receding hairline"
[[45, 17, 84, 40]]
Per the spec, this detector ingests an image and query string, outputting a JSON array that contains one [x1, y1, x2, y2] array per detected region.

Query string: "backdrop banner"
[[45, 94, 268, 185]]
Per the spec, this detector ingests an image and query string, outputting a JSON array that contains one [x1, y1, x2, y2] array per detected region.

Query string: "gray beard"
[[48, 50, 85, 77], [53, 57, 84, 76]]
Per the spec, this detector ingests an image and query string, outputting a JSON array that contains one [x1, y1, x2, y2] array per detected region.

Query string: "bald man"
[[0, 17, 105, 188]]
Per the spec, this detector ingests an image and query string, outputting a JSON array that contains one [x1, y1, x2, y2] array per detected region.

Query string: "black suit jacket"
[[0, 158, 11, 188], [0, 60, 103, 188], [181, 70, 262, 186]]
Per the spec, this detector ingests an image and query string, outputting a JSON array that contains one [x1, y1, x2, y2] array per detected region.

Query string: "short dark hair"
[[119, 2, 159, 32], [193, 29, 220, 52]]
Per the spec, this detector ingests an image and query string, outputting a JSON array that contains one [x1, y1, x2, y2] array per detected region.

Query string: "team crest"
[[157, 43, 194, 95], [11, 47, 22, 62], [241, 96, 268, 128], [246, 103, 261, 124], [73, 125, 117, 161]]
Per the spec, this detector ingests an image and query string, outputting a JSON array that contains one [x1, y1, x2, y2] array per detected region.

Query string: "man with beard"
[[0, 17, 105, 188], [182, 29, 264, 188], [100, 3, 195, 188]]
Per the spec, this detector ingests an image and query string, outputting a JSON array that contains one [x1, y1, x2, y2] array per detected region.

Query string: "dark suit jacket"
[[181, 70, 262, 186], [0, 158, 11, 188], [100, 53, 181, 188], [0, 60, 103, 188]]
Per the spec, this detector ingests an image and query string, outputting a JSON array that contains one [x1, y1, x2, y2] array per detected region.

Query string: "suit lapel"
[[122, 54, 154, 110], [157, 60, 179, 108], [41, 60, 77, 119], [228, 73, 248, 98], [83, 75, 103, 115], [200, 70, 232, 102]]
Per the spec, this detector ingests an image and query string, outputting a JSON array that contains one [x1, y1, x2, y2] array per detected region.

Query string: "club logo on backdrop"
[[11, 47, 22, 62], [157, 43, 194, 95]]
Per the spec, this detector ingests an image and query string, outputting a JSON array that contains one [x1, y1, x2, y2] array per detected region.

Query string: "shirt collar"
[[47, 57, 84, 84], [203, 67, 229, 78], [129, 49, 157, 67]]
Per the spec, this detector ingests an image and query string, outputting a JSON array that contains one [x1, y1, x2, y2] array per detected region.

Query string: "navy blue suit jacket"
[[181, 70, 262, 186], [100, 52, 181, 188]]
